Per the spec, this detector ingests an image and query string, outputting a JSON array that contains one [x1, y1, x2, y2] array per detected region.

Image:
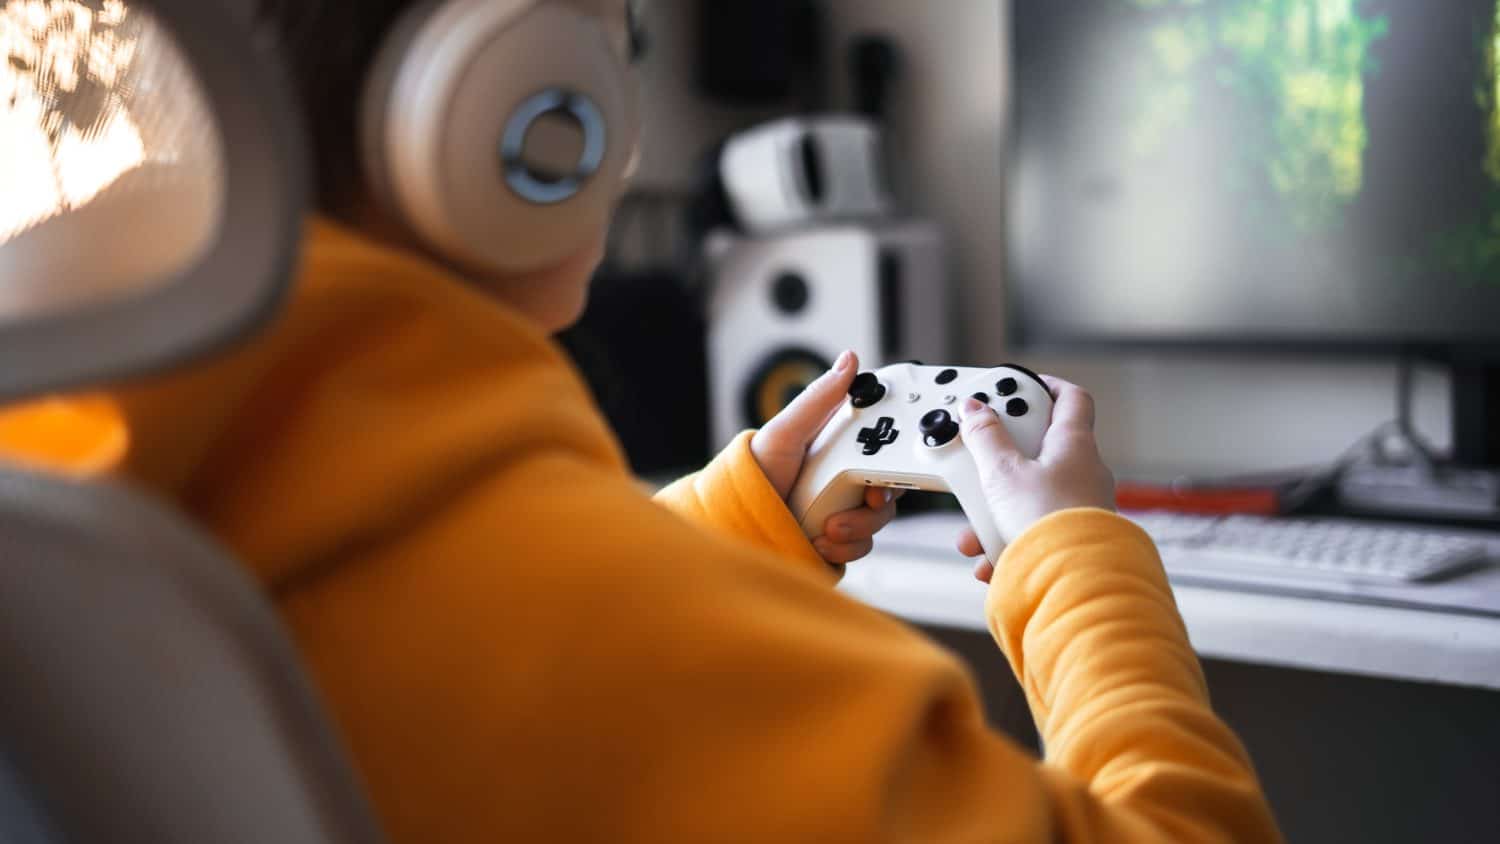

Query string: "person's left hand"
[[751, 351, 900, 565]]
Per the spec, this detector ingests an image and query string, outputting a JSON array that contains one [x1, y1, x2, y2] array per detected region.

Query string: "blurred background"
[[565, 0, 1476, 494]]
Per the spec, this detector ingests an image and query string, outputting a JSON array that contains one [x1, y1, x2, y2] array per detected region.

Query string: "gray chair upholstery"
[[0, 469, 385, 843], [2, 0, 386, 839]]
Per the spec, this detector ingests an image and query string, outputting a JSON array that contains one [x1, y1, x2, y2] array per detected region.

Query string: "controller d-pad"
[[857, 417, 900, 456]]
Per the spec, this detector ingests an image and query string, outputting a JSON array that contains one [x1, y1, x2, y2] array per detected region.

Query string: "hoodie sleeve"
[[989, 509, 1282, 842], [654, 430, 832, 578]]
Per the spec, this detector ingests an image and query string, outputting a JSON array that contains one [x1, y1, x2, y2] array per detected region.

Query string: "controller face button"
[[849, 372, 887, 409], [996, 377, 1019, 397], [1000, 363, 1050, 393], [920, 409, 961, 447], [1006, 398, 1030, 417], [935, 368, 959, 385], [972, 392, 991, 405]]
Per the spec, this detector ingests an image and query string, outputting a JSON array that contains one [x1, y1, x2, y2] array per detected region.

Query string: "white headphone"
[[361, 0, 643, 274]]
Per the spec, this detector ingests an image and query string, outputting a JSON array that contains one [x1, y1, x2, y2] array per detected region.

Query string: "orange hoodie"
[[0, 219, 1281, 842]]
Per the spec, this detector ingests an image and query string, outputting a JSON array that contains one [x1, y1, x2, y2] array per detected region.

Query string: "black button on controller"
[[1000, 363, 1049, 393], [849, 372, 887, 409], [971, 392, 991, 405], [995, 377, 1019, 397], [935, 368, 959, 385], [920, 409, 961, 447], [1006, 398, 1030, 417]]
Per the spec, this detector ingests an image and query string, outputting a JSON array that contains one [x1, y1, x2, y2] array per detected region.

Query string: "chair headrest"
[[0, 0, 308, 402]]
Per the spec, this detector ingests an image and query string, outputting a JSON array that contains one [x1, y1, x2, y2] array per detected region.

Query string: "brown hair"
[[254, 0, 420, 212]]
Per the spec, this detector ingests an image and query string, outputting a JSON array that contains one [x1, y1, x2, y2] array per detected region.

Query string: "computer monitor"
[[1007, 0, 1500, 471]]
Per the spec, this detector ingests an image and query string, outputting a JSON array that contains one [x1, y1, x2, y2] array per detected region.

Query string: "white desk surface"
[[842, 513, 1500, 692]]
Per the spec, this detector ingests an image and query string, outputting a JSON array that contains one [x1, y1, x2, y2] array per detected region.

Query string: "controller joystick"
[[789, 363, 1055, 564], [919, 409, 960, 448], [848, 372, 886, 408]]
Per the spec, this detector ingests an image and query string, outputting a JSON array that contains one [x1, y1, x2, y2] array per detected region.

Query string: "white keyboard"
[[1127, 512, 1492, 584]]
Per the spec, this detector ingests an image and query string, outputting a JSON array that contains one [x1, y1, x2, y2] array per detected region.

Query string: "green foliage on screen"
[[1127, 0, 1389, 233], [1402, 2, 1500, 287], [1125, 0, 1500, 286]]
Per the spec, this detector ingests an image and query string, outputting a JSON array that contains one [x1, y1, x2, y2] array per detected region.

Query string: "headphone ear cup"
[[364, 0, 642, 275], [361, 0, 441, 226]]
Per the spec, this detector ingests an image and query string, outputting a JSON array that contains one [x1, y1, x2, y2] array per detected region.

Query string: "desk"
[[843, 513, 1500, 691], [844, 513, 1500, 842]]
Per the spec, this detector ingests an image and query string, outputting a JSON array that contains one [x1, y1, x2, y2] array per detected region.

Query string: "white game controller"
[[788, 363, 1055, 564]]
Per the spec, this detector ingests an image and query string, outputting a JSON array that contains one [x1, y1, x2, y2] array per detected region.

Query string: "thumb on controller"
[[959, 397, 1024, 485], [752, 351, 859, 499], [759, 351, 859, 452], [957, 397, 1022, 583]]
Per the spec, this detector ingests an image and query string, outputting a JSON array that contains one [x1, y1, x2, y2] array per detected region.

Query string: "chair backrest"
[[1, 0, 384, 839], [0, 470, 386, 843]]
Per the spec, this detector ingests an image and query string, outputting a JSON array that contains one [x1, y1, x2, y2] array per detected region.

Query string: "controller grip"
[[950, 489, 1006, 565], [793, 471, 1007, 565], [794, 474, 869, 541]]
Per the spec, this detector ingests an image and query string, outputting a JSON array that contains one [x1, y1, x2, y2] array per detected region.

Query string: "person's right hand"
[[955, 375, 1117, 583]]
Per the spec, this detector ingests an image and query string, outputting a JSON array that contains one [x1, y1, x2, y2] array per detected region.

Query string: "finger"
[[959, 398, 1023, 487], [955, 529, 983, 558], [974, 559, 996, 584], [756, 350, 858, 451], [823, 498, 899, 543], [864, 486, 896, 510], [813, 536, 876, 566], [1040, 375, 1095, 432], [1039, 377, 1099, 461]]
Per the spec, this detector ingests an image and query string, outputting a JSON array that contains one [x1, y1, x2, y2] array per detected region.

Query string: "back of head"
[[258, 0, 644, 275], [253, 0, 420, 214], [0, 0, 644, 400]]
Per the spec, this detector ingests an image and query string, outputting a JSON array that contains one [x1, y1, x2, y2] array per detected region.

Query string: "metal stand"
[[1333, 358, 1500, 523]]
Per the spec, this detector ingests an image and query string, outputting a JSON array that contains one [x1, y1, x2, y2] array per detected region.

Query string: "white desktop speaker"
[[718, 116, 892, 234], [707, 221, 950, 450]]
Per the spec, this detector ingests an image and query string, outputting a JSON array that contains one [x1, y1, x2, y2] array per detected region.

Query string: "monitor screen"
[[1008, 0, 1500, 350]]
